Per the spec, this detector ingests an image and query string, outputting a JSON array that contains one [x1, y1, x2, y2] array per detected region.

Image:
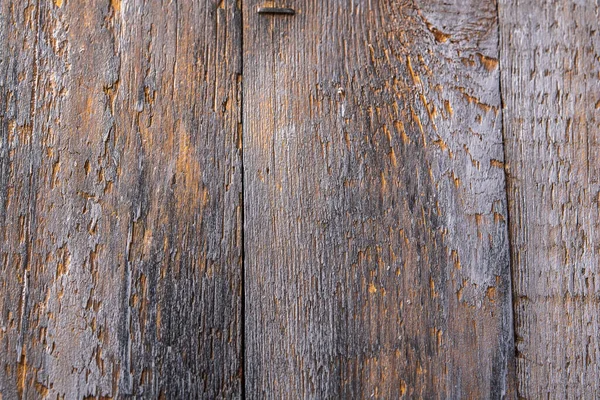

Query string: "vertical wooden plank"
[[0, 1, 242, 398], [244, 0, 514, 398], [0, 2, 40, 399], [499, 1, 600, 398]]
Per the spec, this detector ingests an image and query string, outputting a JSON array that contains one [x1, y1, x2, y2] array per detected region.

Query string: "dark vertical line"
[[495, 0, 518, 396], [238, 0, 246, 398]]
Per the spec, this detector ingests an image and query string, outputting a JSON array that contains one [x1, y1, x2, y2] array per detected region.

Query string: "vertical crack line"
[[495, 0, 518, 395], [238, 0, 246, 398]]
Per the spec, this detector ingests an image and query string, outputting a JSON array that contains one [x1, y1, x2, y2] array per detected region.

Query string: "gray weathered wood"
[[243, 0, 515, 397], [0, 1, 242, 398], [499, 0, 600, 397]]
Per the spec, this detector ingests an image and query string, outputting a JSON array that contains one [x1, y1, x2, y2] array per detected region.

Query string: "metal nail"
[[257, 7, 295, 15]]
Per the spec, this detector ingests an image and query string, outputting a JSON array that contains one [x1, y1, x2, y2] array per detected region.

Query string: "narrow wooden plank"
[[243, 0, 514, 398], [0, 1, 243, 398], [499, 1, 600, 398], [0, 2, 40, 398]]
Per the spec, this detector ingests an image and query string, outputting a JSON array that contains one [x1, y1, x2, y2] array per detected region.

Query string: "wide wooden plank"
[[499, 1, 600, 398], [0, 1, 242, 398], [243, 0, 514, 397]]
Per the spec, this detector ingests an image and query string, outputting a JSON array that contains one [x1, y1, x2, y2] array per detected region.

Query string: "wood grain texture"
[[499, 1, 600, 398], [0, 1, 242, 398], [243, 0, 514, 398]]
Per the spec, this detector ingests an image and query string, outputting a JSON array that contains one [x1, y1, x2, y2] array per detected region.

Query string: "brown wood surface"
[[3, 0, 599, 398], [499, 0, 600, 398], [243, 0, 514, 398], [0, 1, 243, 398]]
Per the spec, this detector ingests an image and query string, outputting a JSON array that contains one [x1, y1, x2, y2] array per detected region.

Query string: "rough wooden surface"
[[243, 0, 514, 398], [8, 0, 600, 398], [0, 1, 243, 398], [499, 0, 600, 398]]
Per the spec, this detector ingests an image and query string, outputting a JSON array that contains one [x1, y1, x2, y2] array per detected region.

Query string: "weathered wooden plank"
[[0, 1, 243, 398], [499, 1, 600, 398], [0, 1, 40, 398], [243, 0, 514, 397]]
